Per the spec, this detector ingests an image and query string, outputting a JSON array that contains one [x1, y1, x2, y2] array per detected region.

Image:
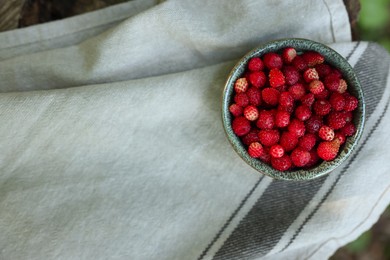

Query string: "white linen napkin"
[[1, 1, 389, 259]]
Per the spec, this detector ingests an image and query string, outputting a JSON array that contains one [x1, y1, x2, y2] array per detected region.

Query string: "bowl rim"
[[222, 38, 366, 181]]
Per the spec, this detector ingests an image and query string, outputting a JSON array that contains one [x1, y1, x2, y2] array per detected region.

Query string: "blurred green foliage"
[[359, 0, 390, 51]]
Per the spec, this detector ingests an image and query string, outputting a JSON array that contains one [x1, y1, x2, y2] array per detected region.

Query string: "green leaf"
[[345, 231, 372, 253]]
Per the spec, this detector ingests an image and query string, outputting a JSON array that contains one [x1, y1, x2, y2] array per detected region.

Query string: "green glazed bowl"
[[222, 38, 365, 181]]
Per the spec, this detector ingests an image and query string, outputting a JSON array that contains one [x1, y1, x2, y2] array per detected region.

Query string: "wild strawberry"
[[275, 85, 288, 92], [298, 133, 317, 151], [291, 148, 311, 167], [269, 68, 285, 88], [319, 125, 335, 141], [234, 92, 249, 107], [248, 142, 265, 158], [331, 69, 343, 78], [295, 105, 312, 121], [315, 64, 332, 78], [288, 83, 306, 100], [262, 88, 280, 106], [283, 66, 300, 85], [305, 150, 320, 168], [282, 47, 297, 64], [263, 52, 283, 69], [244, 105, 259, 121], [234, 78, 248, 93], [303, 68, 319, 82], [314, 88, 329, 100], [246, 87, 262, 106], [279, 91, 294, 112], [334, 132, 346, 145], [232, 116, 251, 136], [327, 111, 347, 130], [271, 155, 292, 171], [280, 131, 299, 152], [242, 129, 260, 146], [313, 100, 331, 116], [305, 115, 324, 134], [288, 119, 306, 137], [329, 92, 346, 111], [344, 94, 358, 111], [317, 139, 341, 161], [337, 79, 347, 93], [275, 110, 290, 128], [302, 51, 325, 67], [292, 55, 308, 71], [270, 144, 285, 158], [248, 71, 267, 88], [248, 57, 264, 71], [229, 103, 243, 117], [301, 93, 315, 107], [256, 110, 275, 129], [341, 122, 356, 136], [309, 80, 325, 94], [258, 129, 280, 146]]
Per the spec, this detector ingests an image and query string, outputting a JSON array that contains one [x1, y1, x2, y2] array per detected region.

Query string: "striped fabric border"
[[198, 42, 390, 260]]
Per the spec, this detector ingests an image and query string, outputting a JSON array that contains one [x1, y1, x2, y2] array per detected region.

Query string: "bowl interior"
[[222, 38, 365, 180]]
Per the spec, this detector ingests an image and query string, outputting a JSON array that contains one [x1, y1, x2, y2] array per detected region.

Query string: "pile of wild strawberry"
[[229, 47, 358, 171]]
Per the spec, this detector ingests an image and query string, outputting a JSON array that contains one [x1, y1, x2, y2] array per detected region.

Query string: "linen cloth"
[[0, 0, 389, 259]]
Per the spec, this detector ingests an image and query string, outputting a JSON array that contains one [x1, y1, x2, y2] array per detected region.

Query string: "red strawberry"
[[305, 150, 320, 168], [242, 129, 260, 146], [275, 110, 290, 128], [234, 78, 248, 93], [248, 71, 267, 88], [248, 142, 265, 158], [334, 132, 346, 145], [229, 103, 243, 117], [295, 105, 312, 121], [248, 57, 264, 71], [298, 133, 317, 151], [324, 74, 340, 91], [303, 68, 319, 82], [288, 119, 306, 138], [269, 68, 285, 88], [309, 80, 325, 95], [256, 110, 275, 129], [302, 51, 325, 67], [258, 129, 280, 146], [301, 93, 315, 107], [283, 66, 300, 85], [313, 100, 331, 116], [262, 88, 280, 106], [292, 55, 308, 71], [317, 139, 341, 161], [291, 147, 311, 167], [280, 131, 299, 152], [263, 52, 283, 69], [344, 94, 358, 111], [244, 105, 259, 121], [315, 64, 332, 78], [343, 111, 353, 123], [234, 92, 249, 107], [305, 115, 324, 134], [314, 88, 330, 100], [258, 147, 272, 163], [329, 92, 346, 111], [319, 125, 335, 141], [288, 83, 306, 100], [279, 91, 294, 112], [232, 116, 251, 136], [270, 144, 285, 158], [327, 111, 347, 130], [282, 47, 297, 64], [341, 122, 356, 136], [246, 87, 262, 106], [271, 155, 292, 171]]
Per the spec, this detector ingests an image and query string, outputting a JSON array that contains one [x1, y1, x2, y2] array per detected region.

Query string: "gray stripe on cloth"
[[211, 42, 390, 260], [279, 42, 390, 252]]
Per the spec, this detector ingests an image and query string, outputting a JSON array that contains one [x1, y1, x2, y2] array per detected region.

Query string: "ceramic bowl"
[[222, 38, 365, 180]]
